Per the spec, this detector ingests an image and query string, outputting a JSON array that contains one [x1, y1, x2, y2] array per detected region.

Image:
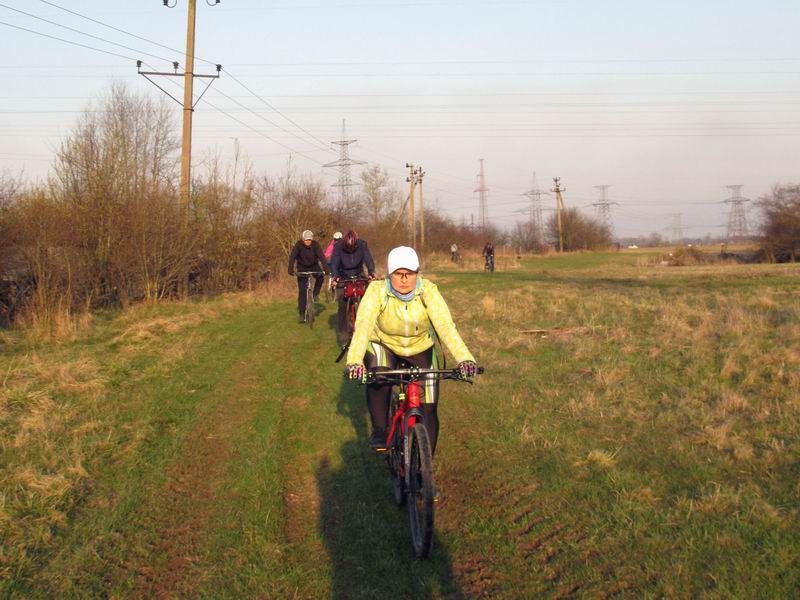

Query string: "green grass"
[[1, 257, 799, 598]]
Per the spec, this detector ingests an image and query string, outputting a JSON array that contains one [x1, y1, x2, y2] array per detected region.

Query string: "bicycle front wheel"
[[325, 278, 335, 303], [306, 287, 315, 328], [407, 423, 435, 558]]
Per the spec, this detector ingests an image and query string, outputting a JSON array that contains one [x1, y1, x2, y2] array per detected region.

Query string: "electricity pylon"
[[521, 172, 546, 241], [724, 185, 750, 242], [474, 159, 489, 230], [592, 184, 617, 235], [323, 120, 366, 217], [668, 213, 684, 244]]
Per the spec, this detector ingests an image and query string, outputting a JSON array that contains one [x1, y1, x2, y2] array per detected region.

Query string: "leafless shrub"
[[545, 208, 612, 251], [758, 184, 800, 262]]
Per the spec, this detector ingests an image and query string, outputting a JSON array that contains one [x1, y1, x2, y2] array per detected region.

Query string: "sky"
[[1, 0, 799, 239]]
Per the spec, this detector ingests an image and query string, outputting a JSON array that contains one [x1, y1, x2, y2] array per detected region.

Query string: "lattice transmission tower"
[[323, 120, 366, 216], [522, 172, 546, 239], [668, 213, 684, 244], [724, 185, 750, 242], [592, 184, 617, 235], [474, 159, 489, 230]]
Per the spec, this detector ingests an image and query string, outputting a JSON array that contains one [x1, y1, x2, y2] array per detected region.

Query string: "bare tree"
[[360, 164, 392, 225], [546, 208, 612, 251], [758, 184, 800, 262], [50, 82, 180, 306]]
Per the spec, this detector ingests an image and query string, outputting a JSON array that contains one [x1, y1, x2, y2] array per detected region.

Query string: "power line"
[[221, 71, 333, 152], [0, 19, 138, 61], [144, 62, 326, 166], [37, 0, 216, 66], [210, 87, 332, 153], [0, 3, 177, 64], [34, 0, 337, 158]]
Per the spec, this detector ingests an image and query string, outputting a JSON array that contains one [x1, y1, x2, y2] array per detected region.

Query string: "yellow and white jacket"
[[346, 277, 475, 365]]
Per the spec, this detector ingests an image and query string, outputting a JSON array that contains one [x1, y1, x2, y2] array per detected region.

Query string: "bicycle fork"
[[402, 382, 424, 489]]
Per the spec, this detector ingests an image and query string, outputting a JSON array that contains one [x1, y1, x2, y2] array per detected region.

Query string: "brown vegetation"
[[758, 184, 800, 262], [0, 86, 504, 332]]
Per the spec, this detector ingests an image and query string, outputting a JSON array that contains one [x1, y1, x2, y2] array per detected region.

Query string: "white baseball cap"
[[302, 230, 314, 240], [333, 231, 343, 240], [387, 246, 419, 274]]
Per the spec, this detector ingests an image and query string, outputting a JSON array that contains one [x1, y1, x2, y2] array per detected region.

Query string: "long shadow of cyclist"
[[316, 378, 464, 599]]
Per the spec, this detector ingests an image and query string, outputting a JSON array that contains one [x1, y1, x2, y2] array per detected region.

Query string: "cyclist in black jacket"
[[288, 230, 329, 323], [330, 230, 376, 346]]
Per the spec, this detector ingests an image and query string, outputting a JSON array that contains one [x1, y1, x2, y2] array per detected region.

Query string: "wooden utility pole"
[[179, 0, 197, 223], [138, 1, 221, 296], [406, 163, 417, 247], [418, 168, 426, 258], [552, 177, 566, 253]]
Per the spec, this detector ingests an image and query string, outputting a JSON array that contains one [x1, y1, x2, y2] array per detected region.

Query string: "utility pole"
[[724, 185, 750, 242], [323, 120, 366, 217], [180, 0, 197, 221], [138, 0, 221, 294], [418, 168, 426, 258], [406, 163, 424, 248], [552, 177, 566, 253]]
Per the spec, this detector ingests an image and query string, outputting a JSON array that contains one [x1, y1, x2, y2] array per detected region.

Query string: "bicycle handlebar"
[[364, 366, 484, 384], [296, 271, 323, 277]]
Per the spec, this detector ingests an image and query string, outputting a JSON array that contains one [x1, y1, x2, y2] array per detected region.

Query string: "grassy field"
[[1, 253, 798, 598]]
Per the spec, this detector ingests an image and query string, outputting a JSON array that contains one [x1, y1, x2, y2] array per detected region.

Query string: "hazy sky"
[[1, 0, 798, 238]]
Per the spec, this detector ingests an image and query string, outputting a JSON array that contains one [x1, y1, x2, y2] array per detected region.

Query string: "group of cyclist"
[[288, 229, 482, 454]]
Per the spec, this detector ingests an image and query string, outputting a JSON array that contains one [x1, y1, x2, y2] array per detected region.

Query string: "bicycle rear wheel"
[[407, 423, 435, 558]]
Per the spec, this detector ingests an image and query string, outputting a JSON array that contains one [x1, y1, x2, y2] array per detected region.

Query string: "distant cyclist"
[[330, 230, 376, 346], [482, 241, 495, 271], [288, 230, 329, 323], [344, 246, 478, 453], [324, 231, 343, 295], [324, 231, 343, 272]]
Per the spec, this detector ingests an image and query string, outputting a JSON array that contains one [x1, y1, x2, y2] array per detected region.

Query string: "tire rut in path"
[[127, 357, 264, 598]]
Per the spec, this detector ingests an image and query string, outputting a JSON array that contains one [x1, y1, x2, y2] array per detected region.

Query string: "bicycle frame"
[[296, 271, 323, 324], [385, 380, 424, 482]]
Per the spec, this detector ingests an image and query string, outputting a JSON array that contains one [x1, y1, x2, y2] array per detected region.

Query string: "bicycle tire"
[[306, 286, 315, 328], [407, 423, 435, 558], [386, 395, 406, 507], [389, 441, 406, 507], [325, 277, 335, 303]]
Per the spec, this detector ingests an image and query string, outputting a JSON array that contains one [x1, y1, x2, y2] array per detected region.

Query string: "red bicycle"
[[342, 275, 369, 337], [363, 366, 484, 558], [335, 275, 370, 362]]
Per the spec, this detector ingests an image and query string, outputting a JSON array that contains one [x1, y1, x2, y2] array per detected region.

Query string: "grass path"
[[3, 255, 799, 598]]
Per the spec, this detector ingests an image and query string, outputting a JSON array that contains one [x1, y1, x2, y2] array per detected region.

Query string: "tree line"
[[3, 84, 794, 329], [0, 85, 498, 328]]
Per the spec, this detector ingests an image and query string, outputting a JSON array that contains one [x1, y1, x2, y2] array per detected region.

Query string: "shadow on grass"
[[316, 381, 463, 599]]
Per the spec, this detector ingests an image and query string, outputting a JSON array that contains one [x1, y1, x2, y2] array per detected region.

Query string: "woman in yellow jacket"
[[345, 246, 478, 452]]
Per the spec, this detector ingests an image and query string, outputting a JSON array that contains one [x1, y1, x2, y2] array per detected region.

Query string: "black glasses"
[[392, 271, 418, 281]]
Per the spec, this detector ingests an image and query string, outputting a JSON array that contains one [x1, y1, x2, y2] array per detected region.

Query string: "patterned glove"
[[345, 363, 365, 382], [458, 360, 478, 379]]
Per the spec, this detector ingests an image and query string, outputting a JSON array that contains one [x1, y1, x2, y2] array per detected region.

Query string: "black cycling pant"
[[362, 343, 440, 455], [296, 274, 324, 316], [335, 289, 352, 346]]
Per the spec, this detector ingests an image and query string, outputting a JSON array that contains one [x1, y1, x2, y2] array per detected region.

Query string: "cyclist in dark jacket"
[[288, 230, 329, 322], [330, 230, 376, 346]]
